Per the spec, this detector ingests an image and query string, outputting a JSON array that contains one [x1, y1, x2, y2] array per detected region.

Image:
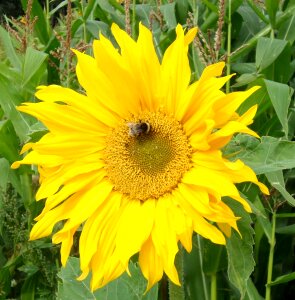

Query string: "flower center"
[[104, 112, 192, 201]]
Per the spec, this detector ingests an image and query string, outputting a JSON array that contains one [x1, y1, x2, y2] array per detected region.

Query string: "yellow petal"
[[208, 121, 259, 149], [213, 87, 260, 126], [152, 197, 180, 285], [52, 223, 79, 266], [36, 85, 119, 128], [161, 24, 191, 115], [115, 199, 155, 266], [139, 237, 164, 292], [79, 192, 121, 272]]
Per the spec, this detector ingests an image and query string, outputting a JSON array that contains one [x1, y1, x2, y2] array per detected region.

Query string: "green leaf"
[[237, 78, 271, 117], [231, 136, 295, 175], [134, 4, 153, 28], [265, 171, 295, 206], [160, 3, 177, 29], [97, 0, 125, 28], [22, 47, 48, 88], [0, 78, 31, 142], [232, 63, 256, 74], [277, 14, 295, 44], [83, 0, 98, 20], [264, 79, 291, 137], [255, 37, 287, 71], [236, 5, 262, 44], [175, 0, 189, 24], [253, 196, 272, 242], [244, 278, 264, 300], [275, 224, 295, 235], [0, 26, 21, 70], [0, 158, 22, 196], [233, 73, 259, 87], [0, 120, 20, 163], [57, 257, 158, 300], [225, 199, 255, 299], [265, 0, 279, 28], [268, 272, 295, 286], [271, 43, 292, 84]]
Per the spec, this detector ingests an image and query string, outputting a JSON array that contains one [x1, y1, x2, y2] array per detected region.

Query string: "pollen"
[[104, 111, 192, 201]]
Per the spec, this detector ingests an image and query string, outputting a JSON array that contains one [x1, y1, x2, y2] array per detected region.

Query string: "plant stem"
[[131, 0, 136, 40], [81, 0, 87, 43], [265, 212, 276, 300], [197, 234, 209, 300], [210, 273, 217, 300], [226, 0, 231, 94], [46, 0, 50, 34], [169, 246, 185, 300]]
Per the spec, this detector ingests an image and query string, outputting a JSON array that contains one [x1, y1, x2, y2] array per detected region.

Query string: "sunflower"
[[12, 23, 268, 291]]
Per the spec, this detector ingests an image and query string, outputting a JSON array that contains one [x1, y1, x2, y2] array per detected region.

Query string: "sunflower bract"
[[12, 23, 269, 291]]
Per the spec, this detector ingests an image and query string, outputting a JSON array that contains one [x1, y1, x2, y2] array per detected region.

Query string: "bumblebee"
[[127, 121, 151, 137]]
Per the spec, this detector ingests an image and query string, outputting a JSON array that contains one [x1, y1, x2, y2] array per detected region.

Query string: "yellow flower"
[[12, 23, 268, 291]]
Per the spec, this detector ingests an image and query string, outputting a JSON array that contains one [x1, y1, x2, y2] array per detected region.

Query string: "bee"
[[127, 121, 151, 137]]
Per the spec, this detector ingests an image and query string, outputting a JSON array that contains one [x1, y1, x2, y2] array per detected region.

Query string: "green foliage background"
[[0, 0, 295, 299]]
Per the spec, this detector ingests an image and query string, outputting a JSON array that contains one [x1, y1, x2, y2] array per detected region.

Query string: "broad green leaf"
[[233, 73, 259, 87], [232, 136, 295, 175], [83, 20, 110, 39], [0, 79, 31, 142], [135, 4, 153, 28], [276, 224, 295, 235], [264, 79, 291, 137], [83, 0, 99, 21], [0, 120, 20, 163], [57, 257, 158, 300], [0, 26, 21, 70], [245, 278, 264, 300], [265, 0, 279, 28], [268, 272, 295, 286], [269, 272, 295, 286], [278, 14, 295, 44], [265, 171, 295, 206], [175, 0, 189, 24], [236, 5, 262, 44], [256, 37, 287, 71], [160, 3, 177, 29], [225, 199, 255, 298], [0, 158, 22, 197], [253, 196, 272, 242], [0, 60, 22, 85], [97, 0, 125, 28], [237, 79, 271, 117], [22, 47, 48, 88], [272, 43, 292, 84], [232, 63, 256, 74]]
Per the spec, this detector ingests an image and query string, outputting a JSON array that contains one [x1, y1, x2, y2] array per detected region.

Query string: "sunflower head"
[[12, 23, 268, 291]]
